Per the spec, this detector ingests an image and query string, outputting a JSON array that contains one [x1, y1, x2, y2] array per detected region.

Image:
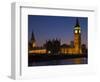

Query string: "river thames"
[[28, 57, 87, 66]]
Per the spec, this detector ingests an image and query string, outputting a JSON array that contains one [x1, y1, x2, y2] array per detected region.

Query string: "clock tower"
[[74, 18, 81, 54]]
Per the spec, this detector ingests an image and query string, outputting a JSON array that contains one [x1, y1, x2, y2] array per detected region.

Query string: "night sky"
[[28, 15, 88, 47]]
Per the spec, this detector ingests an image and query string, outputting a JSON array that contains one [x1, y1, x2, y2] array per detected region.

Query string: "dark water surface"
[[28, 57, 87, 66]]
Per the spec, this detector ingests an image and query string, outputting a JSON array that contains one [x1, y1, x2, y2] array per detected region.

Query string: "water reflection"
[[29, 58, 87, 66]]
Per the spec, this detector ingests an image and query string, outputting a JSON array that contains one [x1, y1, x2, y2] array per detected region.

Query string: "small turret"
[[31, 31, 36, 48]]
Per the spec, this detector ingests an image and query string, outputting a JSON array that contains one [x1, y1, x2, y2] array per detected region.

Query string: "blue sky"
[[28, 15, 88, 47]]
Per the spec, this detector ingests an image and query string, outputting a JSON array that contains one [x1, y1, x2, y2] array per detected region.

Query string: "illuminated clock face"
[[75, 30, 78, 33], [79, 30, 81, 33]]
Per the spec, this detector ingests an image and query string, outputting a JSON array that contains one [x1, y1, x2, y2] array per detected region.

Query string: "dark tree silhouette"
[[81, 44, 87, 54], [45, 39, 61, 55], [52, 39, 61, 54]]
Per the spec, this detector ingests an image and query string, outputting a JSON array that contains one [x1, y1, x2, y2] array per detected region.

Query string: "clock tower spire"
[[74, 18, 81, 54]]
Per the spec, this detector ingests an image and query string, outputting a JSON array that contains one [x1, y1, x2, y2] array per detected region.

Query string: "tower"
[[31, 31, 36, 48], [74, 18, 81, 54]]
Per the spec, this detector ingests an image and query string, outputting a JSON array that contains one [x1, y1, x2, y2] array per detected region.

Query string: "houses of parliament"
[[28, 18, 85, 55]]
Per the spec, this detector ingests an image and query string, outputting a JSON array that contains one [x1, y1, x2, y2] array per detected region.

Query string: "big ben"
[[74, 18, 82, 54]]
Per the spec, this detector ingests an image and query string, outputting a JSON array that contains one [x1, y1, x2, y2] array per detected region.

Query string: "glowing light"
[[48, 51, 51, 54], [79, 30, 81, 33], [75, 30, 78, 33], [29, 49, 46, 54], [32, 43, 36, 48]]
